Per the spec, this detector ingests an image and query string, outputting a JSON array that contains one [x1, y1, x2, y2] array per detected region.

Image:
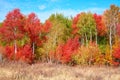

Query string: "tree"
[[25, 13, 42, 54], [41, 14, 72, 62], [93, 13, 107, 44], [72, 14, 80, 35], [0, 9, 24, 54], [72, 12, 96, 45], [103, 5, 120, 52], [25, 13, 52, 55]]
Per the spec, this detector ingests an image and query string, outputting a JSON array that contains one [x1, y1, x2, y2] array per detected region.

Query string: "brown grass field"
[[0, 61, 120, 80]]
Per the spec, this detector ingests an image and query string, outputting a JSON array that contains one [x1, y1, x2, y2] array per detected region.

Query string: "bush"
[[112, 45, 120, 66], [72, 42, 102, 65]]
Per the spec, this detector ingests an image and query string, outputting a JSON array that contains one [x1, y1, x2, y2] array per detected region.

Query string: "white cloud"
[[38, 5, 46, 10]]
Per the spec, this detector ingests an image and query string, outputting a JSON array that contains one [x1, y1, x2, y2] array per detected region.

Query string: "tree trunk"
[[95, 28, 98, 44], [90, 29, 92, 42], [32, 42, 35, 54], [85, 33, 88, 45], [81, 35, 84, 45], [109, 26, 112, 53], [14, 40, 17, 54], [14, 28, 17, 54]]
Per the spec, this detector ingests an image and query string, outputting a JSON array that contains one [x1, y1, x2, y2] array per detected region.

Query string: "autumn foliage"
[[25, 13, 42, 45], [72, 14, 80, 35], [72, 42, 102, 65], [0, 5, 120, 66], [4, 45, 33, 63], [52, 36, 80, 63], [0, 9, 24, 42], [93, 13, 107, 36], [112, 44, 120, 66]]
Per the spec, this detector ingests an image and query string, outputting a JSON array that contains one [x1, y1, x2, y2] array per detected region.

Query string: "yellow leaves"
[[72, 42, 101, 65]]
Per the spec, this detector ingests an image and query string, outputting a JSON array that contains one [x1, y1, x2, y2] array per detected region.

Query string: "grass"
[[0, 61, 120, 80]]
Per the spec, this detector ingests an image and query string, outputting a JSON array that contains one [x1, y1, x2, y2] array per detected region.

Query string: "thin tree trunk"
[[109, 26, 112, 53], [83, 35, 85, 46], [85, 33, 88, 46], [32, 42, 35, 54], [96, 28, 98, 44], [90, 29, 92, 42], [14, 28, 17, 54], [81, 35, 84, 45], [14, 40, 17, 54], [83, 37, 85, 45]]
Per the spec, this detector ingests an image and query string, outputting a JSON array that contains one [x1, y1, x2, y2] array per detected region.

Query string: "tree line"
[[0, 4, 120, 66]]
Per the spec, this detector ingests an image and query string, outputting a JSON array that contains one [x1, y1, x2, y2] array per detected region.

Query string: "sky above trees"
[[0, 0, 120, 22]]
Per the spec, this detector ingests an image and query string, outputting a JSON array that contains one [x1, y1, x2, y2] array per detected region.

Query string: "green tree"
[[39, 14, 72, 62], [76, 12, 96, 45]]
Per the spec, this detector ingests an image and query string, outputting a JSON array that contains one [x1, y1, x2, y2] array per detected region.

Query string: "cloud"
[[38, 5, 46, 10]]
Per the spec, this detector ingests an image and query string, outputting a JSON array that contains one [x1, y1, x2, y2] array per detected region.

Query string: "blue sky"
[[0, 0, 120, 22]]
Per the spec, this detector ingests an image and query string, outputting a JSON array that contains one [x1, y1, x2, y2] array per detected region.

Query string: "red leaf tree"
[[93, 13, 107, 36], [72, 14, 80, 35], [0, 9, 24, 54], [25, 13, 52, 54], [25, 13, 42, 54]]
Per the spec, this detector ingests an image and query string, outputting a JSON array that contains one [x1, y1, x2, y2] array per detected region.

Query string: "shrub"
[[72, 42, 102, 65], [112, 45, 120, 66]]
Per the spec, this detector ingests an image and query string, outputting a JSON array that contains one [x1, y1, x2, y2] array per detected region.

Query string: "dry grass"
[[0, 61, 120, 80]]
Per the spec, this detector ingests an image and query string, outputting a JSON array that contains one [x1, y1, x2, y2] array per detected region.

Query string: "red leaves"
[[113, 46, 120, 59], [0, 9, 24, 42], [5, 45, 34, 63], [5, 46, 14, 60], [4, 9, 24, 29], [25, 13, 42, 44], [72, 14, 80, 35], [16, 45, 33, 63], [93, 13, 106, 36], [42, 20, 52, 33], [55, 36, 80, 63], [112, 44, 120, 66], [116, 23, 120, 36]]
